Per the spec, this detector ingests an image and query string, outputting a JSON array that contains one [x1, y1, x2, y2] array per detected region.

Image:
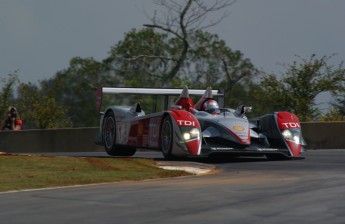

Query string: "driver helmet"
[[203, 99, 220, 114]]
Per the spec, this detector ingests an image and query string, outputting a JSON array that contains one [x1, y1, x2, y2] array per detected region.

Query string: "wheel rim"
[[104, 116, 115, 149], [161, 120, 172, 154]]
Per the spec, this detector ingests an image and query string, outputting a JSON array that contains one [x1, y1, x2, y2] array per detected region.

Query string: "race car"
[[95, 86, 305, 159]]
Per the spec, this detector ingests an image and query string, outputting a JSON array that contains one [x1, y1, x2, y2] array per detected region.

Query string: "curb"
[[156, 161, 215, 175]]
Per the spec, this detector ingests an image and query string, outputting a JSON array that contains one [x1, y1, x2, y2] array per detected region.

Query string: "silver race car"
[[95, 86, 305, 159]]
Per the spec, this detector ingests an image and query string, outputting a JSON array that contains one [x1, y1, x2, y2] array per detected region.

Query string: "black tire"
[[102, 110, 136, 156], [161, 116, 175, 159]]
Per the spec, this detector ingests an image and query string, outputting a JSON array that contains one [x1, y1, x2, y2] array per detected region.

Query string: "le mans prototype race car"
[[95, 86, 305, 160]]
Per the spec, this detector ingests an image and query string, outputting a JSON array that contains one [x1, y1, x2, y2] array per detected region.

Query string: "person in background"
[[0, 107, 23, 131]]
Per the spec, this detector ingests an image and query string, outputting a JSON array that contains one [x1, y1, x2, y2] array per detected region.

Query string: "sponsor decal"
[[257, 148, 278, 151], [149, 123, 158, 138], [281, 122, 300, 128], [232, 125, 245, 131], [211, 147, 234, 150], [177, 120, 195, 126]]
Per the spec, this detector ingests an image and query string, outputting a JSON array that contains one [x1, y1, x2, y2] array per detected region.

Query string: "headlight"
[[183, 128, 200, 141], [282, 130, 292, 139], [190, 128, 200, 138], [183, 133, 191, 141], [282, 129, 301, 144], [293, 135, 300, 143]]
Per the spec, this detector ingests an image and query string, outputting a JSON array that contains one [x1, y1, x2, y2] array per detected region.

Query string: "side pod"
[[258, 112, 304, 158]]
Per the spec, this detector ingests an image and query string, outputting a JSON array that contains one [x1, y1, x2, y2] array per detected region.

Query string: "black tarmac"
[[1, 149, 345, 224]]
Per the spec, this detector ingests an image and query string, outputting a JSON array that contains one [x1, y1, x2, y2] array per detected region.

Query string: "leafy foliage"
[[104, 28, 257, 112], [319, 107, 345, 121], [258, 55, 345, 121], [186, 30, 259, 107], [17, 81, 72, 129], [0, 72, 19, 117], [46, 57, 118, 127], [332, 95, 345, 119], [106, 28, 173, 87]]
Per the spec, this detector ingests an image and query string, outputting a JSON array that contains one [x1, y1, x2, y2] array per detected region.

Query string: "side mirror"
[[235, 105, 252, 117], [243, 107, 252, 113]]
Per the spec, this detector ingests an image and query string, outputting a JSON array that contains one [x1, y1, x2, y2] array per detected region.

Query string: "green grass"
[[0, 154, 190, 192]]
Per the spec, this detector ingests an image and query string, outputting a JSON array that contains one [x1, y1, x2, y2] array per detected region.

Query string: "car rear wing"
[[96, 87, 224, 112]]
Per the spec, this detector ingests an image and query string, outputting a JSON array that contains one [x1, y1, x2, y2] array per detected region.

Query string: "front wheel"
[[161, 116, 175, 160]]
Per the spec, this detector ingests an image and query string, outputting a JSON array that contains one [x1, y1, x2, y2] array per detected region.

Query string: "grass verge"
[[0, 154, 190, 192]]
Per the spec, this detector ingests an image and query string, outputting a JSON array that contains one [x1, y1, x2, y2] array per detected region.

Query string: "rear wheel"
[[103, 110, 136, 156], [161, 116, 174, 159]]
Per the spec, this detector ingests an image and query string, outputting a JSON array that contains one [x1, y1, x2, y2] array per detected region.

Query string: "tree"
[[107, 27, 258, 90], [258, 54, 345, 121], [0, 72, 19, 117], [106, 27, 258, 108], [331, 94, 345, 119], [106, 28, 173, 87], [50, 57, 116, 127], [17, 81, 72, 129], [320, 107, 345, 121], [186, 30, 259, 107], [143, 0, 237, 86]]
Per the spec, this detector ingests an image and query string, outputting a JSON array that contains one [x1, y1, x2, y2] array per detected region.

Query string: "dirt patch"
[[84, 157, 122, 171]]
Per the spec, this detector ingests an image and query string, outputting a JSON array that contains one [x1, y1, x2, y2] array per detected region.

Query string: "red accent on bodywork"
[[169, 110, 201, 155], [125, 116, 162, 148], [175, 97, 195, 111], [286, 141, 302, 157], [169, 110, 201, 128], [276, 112, 302, 157], [241, 129, 251, 144], [226, 127, 251, 145], [185, 139, 201, 155], [276, 112, 301, 129]]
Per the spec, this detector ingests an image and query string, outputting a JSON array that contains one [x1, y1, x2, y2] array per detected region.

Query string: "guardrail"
[[0, 122, 344, 153], [300, 122, 345, 149], [0, 127, 104, 153]]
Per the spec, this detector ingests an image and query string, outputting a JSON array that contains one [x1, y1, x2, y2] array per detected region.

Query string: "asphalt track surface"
[[1, 149, 345, 224]]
